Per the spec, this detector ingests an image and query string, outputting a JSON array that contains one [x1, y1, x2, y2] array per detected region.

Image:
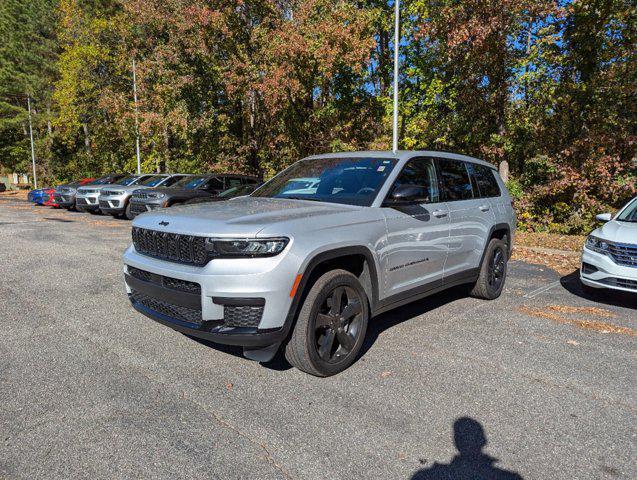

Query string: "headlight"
[[149, 192, 165, 199], [585, 235, 610, 254], [205, 237, 289, 258]]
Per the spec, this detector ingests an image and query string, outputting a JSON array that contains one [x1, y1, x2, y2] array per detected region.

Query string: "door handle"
[[479, 205, 491, 212], [432, 210, 448, 218]]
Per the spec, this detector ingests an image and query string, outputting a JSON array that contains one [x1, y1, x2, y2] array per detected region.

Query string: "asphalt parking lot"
[[1, 196, 635, 480]]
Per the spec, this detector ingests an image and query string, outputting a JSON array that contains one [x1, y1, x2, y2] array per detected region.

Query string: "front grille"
[[132, 227, 208, 266], [79, 189, 98, 195], [131, 289, 202, 325], [162, 276, 201, 294], [599, 277, 637, 290], [128, 266, 152, 282], [224, 305, 264, 328], [607, 242, 637, 268], [133, 192, 149, 200], [99, 200, 110, 208], [101, 190, 120, 196]]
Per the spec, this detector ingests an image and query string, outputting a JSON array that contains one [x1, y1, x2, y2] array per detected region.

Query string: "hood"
[[593, 220, 637, 244], [132, 196, 363, 237], [77, 184, 108, 193], [100, 184, 151, 194]]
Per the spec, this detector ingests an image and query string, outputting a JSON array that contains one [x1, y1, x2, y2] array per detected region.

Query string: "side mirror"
[[596, 213, 612, 222], [386, 185, 429, 205]]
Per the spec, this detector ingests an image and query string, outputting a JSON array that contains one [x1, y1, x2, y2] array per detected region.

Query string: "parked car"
[[127, 174, 260, 218], [183, 183, 261, 205], [123, 151, 515, 376], [99, 174, 190, 220], [75, 174, 141, 214], [580, 197, 637, 294], [43, 188, 59, 208], [54, 176, 108, 211], [27, 188, 50, 205]]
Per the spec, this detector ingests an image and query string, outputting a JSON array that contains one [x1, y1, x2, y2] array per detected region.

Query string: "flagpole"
[[392, 0, 400, 153]]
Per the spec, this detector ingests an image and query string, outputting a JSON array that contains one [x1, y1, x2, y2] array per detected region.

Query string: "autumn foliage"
[[1, 0, 635, 234]]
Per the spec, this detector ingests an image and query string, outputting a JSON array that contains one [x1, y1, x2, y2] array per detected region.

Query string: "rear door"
[[381, 157, 450, 297], [437, 158, 494, 281]]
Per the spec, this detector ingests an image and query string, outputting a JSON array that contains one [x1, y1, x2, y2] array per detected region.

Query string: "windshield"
[[172, 175, 209, 189], [116, 175, 141, 186], [90, 176, 114, 185], [139, 175, 167, 187], [616, 198, 637, 222], [251, 157, 397, 206]]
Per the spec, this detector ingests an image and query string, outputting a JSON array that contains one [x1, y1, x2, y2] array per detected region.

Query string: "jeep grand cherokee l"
[[123, 151, 515, 376]]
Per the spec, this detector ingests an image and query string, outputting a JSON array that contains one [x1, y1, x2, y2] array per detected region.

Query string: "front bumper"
[[580, 247, 637, 293], [76, 194, 100, 211], [54, 193, 76, 208], [129, 200, 164, 218], [123, 244, 300, 351], [99, 195, 128, 214]]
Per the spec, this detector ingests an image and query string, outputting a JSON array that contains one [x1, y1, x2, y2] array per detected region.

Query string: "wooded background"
[[1, 0, 635, 233]]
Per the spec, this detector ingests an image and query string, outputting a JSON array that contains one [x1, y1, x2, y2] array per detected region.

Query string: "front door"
[[380, 157, 450, 298]]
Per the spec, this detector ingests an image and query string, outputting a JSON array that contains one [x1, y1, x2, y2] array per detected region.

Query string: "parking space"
[[1, 197, 635, 479]]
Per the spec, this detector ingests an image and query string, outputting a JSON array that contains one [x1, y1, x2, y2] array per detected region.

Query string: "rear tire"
[[470, 237, 508, 300], [285, 270, 369, 377]]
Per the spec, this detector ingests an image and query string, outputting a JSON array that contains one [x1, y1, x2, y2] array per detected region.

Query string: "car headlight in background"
[[148, 192, 166, 199], [205, 237, 289, 258], [585, 235, 610, 254]]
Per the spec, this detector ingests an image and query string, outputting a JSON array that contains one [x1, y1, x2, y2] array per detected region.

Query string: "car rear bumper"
[[580, 247, 637, 293]]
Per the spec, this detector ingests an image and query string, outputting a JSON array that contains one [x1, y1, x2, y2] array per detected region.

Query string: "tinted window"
[[173, 176, 209, 189], [252, 157, 397, 207], [116, 175, 142, 186], [161, 175, 186, 187], [139, 175, 167, 187], [470, 164, 501, 198], [617, 198, 637, 222], [389, 158, 440, 203], [438, 159, 474, 201], [204, 177, 224, 191]]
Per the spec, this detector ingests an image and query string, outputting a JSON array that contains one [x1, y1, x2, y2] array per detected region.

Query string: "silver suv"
[[99, 174, 188, 219], [123, 151, 515, 376]]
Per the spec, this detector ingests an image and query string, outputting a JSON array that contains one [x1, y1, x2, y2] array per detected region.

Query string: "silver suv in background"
[[99, 174, 189, 219], [76, 174, 155, 214], [123, 151, 515, 376], [55, 174, 126, 210]]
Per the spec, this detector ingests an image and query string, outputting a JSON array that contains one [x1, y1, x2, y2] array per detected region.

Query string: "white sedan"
[[581, 197, 637, 293]]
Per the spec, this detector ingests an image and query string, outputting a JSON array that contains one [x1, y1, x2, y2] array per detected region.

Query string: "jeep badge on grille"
[[159, 221, 169, 226]]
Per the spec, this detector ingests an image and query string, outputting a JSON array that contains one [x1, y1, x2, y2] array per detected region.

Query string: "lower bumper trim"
[[130, 295, 286, 347]]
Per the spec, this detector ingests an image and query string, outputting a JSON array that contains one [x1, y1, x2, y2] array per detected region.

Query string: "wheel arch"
[[283, 246, 380, 333]]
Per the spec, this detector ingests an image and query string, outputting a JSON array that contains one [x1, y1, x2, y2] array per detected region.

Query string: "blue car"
[[27, 188, 50, 205]]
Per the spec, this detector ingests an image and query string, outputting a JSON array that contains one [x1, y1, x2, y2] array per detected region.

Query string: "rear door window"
[[437, 159, 474, 201]]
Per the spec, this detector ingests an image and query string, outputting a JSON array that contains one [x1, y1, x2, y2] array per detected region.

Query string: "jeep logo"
[[159, 221, 169, 226]]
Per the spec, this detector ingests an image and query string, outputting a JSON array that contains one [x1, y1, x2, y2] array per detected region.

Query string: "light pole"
[[392, 0, 400, 153], [27, 95, 37, 189], [132, 58, 141, 174]]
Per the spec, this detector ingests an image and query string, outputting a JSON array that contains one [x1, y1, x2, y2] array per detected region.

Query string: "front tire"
[[470, 237, 508, 300], [285, 270, 369, 377], [124, 201, 134, 220]]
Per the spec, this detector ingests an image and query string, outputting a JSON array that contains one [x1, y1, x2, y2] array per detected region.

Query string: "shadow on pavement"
[[411, 417, 523, 480], [560, 270, 637, 309]]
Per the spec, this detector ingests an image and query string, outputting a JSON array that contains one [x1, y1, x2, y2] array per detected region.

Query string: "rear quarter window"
[[470, 164, 501, 198]]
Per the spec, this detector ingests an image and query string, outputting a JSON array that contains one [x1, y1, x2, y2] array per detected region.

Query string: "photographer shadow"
[[412, 417, 523, 480]]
